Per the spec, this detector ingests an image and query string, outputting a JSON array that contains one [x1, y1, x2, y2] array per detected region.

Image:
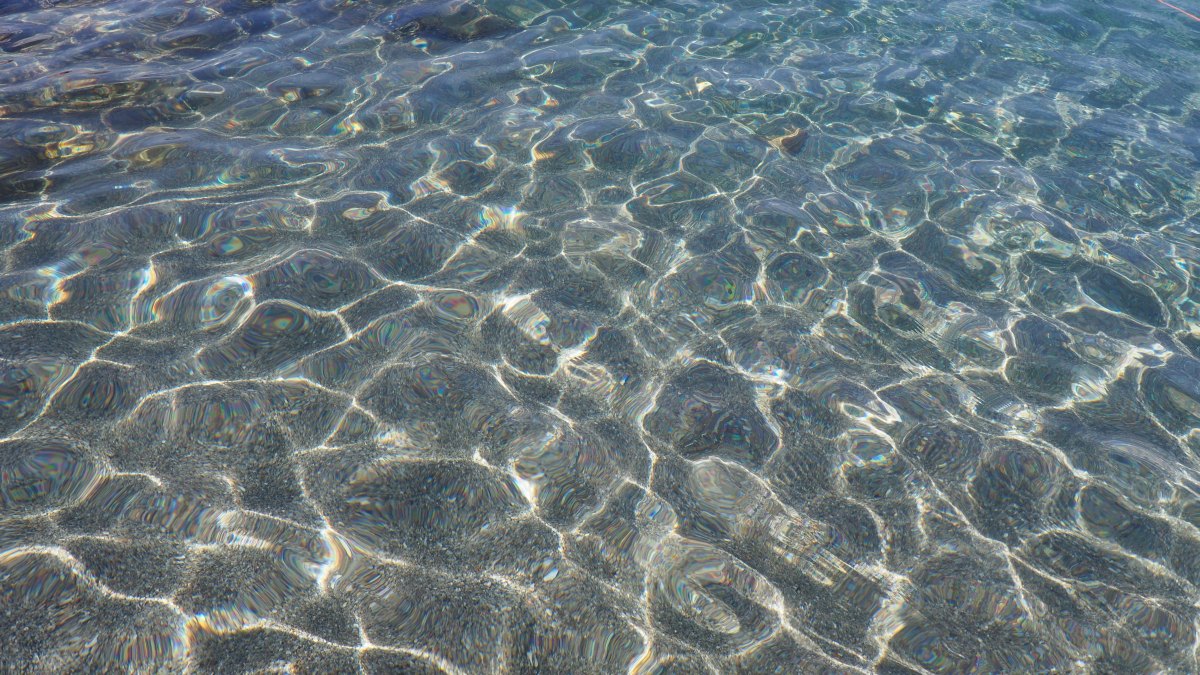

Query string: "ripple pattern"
[[2, 0, 1200, 672]]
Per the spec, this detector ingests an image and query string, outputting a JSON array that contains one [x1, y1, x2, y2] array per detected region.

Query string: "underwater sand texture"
[[3, 0, 1200, 672]]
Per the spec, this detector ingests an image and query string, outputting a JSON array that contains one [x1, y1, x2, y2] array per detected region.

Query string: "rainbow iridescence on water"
[[2, 0, 1200, 672]]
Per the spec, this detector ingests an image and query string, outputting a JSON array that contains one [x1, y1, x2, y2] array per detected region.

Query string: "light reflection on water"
[[2, 0, 1200, 672]]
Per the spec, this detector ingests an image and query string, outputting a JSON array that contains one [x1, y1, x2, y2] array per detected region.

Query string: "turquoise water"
[[2, 0, 1200, 672]]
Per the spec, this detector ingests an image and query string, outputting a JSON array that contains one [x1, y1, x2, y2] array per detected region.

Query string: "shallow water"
[[2, 0, 1200, 672]]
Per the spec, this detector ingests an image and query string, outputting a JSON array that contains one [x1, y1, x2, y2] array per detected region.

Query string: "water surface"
[[2, 0, 1200, 672]]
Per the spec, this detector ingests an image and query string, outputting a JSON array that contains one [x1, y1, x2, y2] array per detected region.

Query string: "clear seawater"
[[1, 0, 1199, 672]]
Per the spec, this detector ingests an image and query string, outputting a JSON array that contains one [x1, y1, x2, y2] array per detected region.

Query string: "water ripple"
[[3, 0, 1200, 672]]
